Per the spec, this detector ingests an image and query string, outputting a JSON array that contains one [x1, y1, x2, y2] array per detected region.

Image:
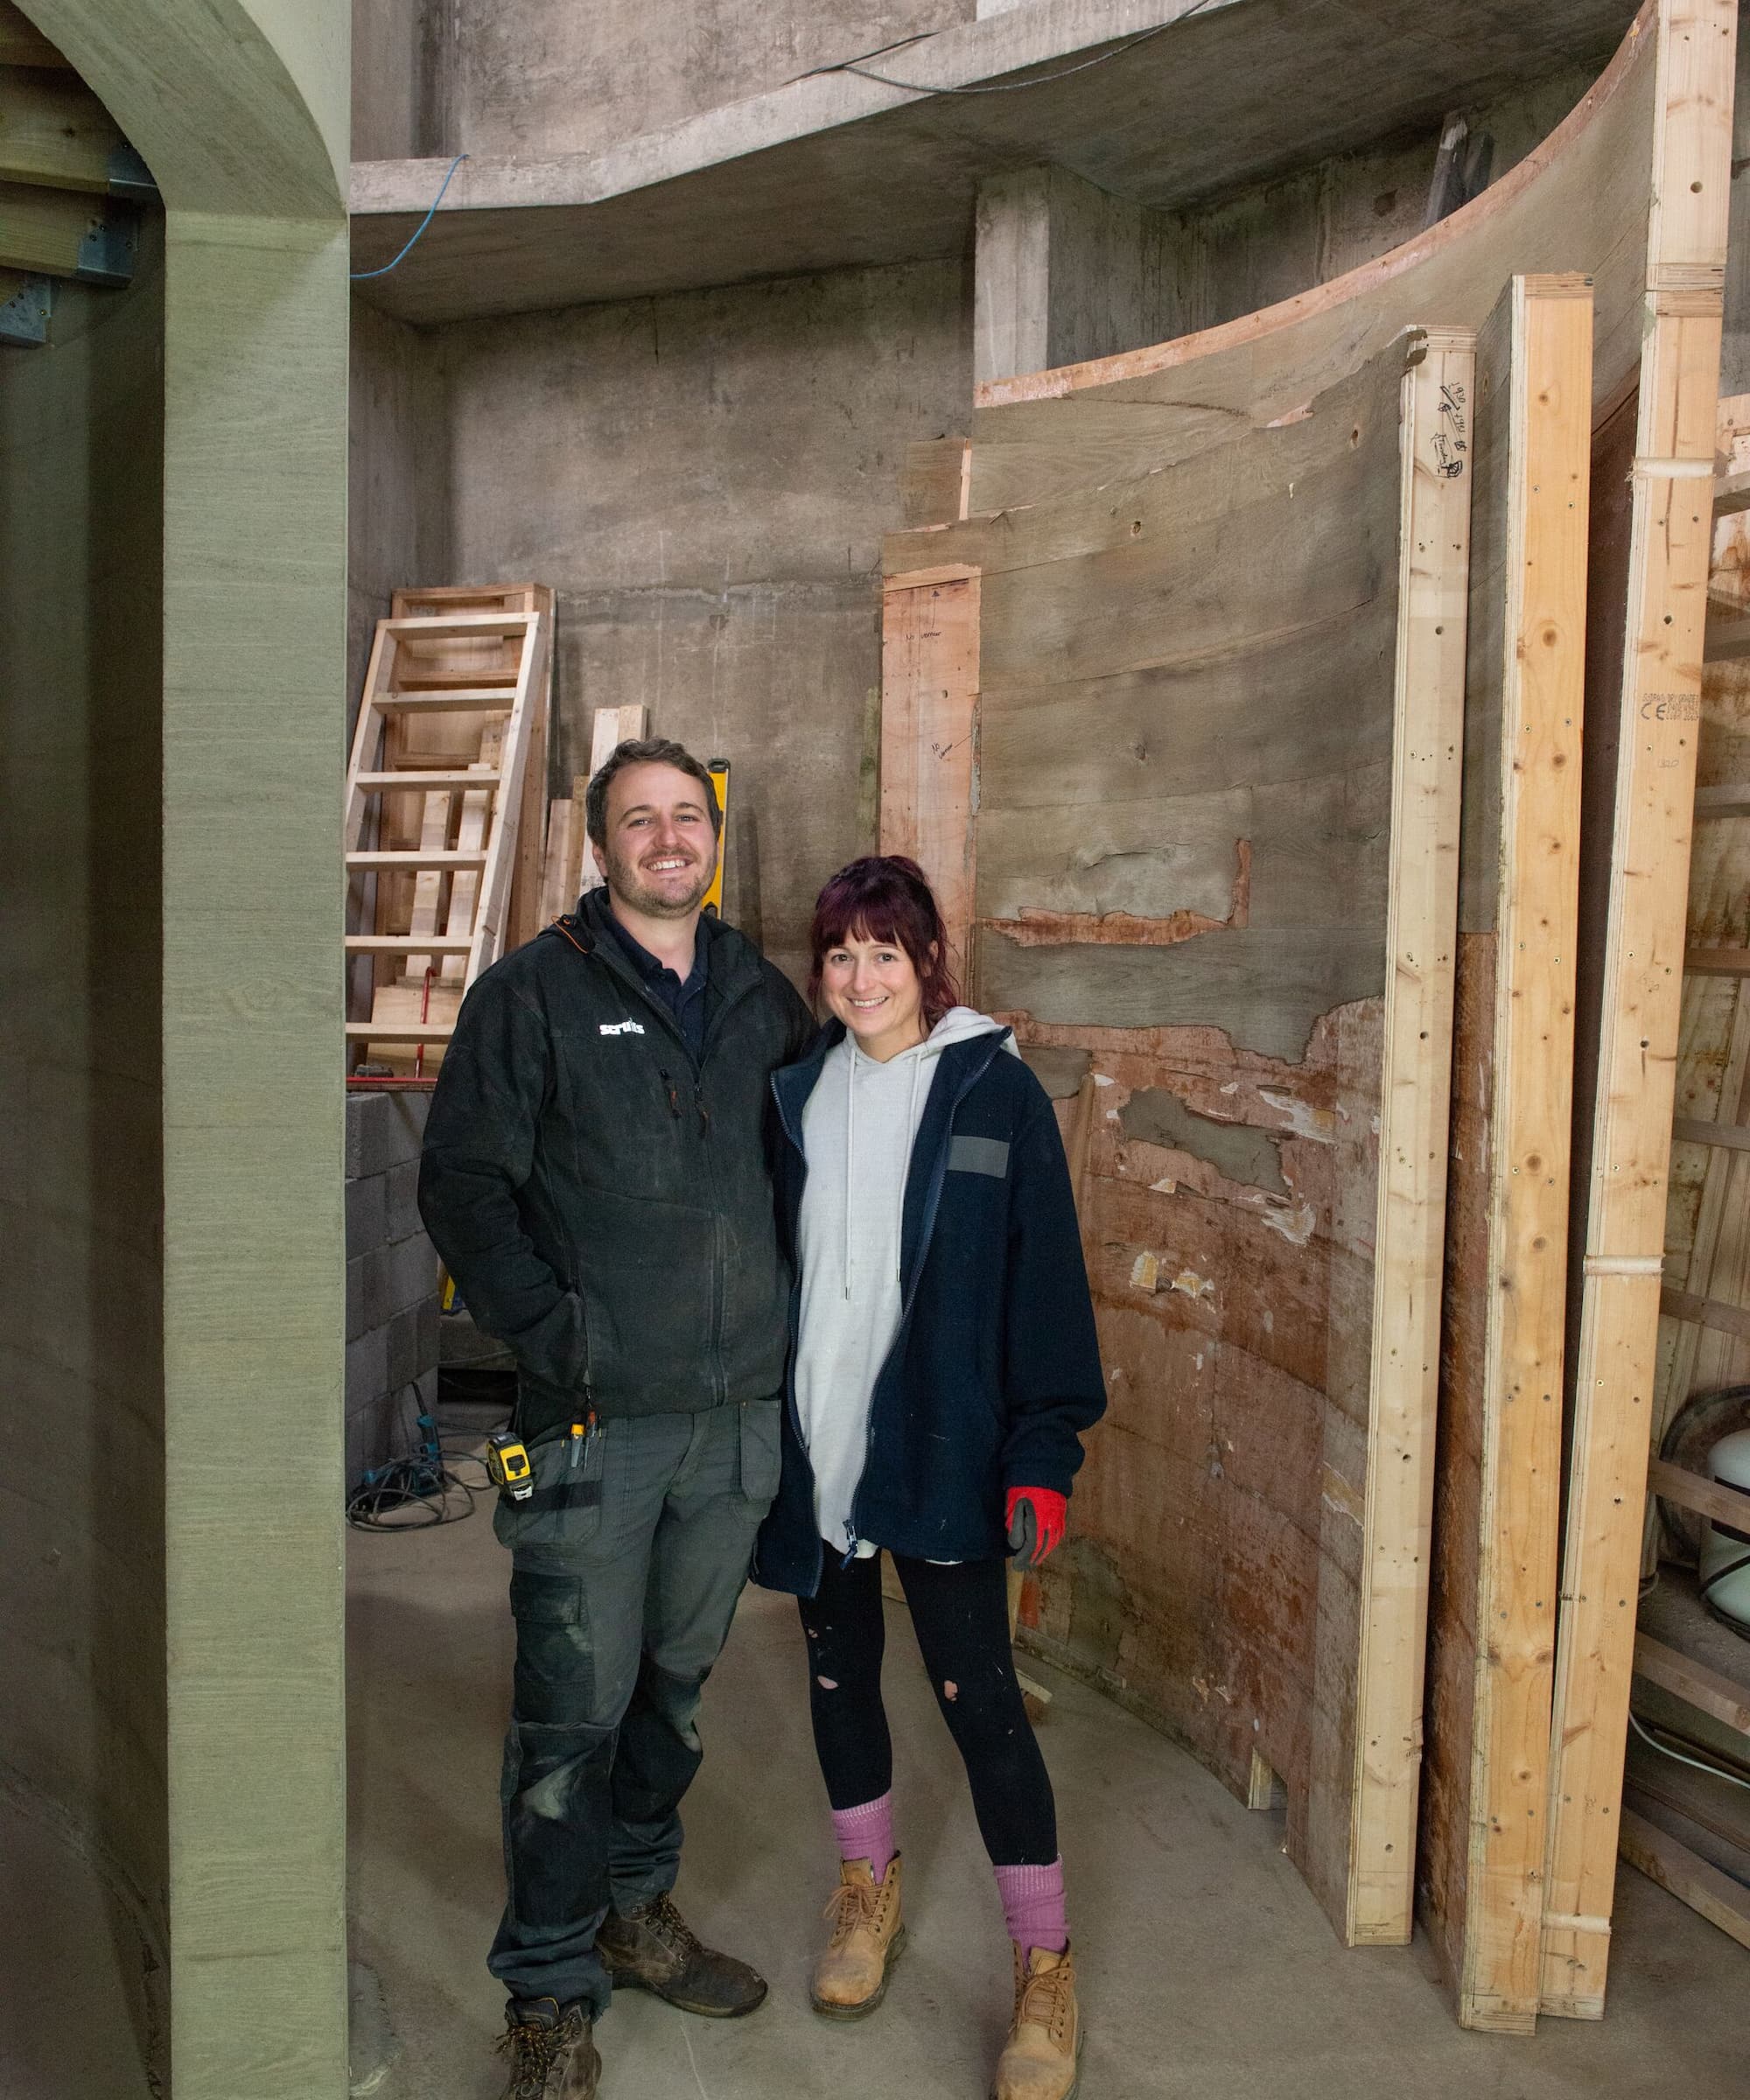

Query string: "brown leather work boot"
[[597, 1890, 768, 2016], [494, 1998, 600, 2100], [809, 1854, 906, 2019], [992, 1942, 1082, 2100]]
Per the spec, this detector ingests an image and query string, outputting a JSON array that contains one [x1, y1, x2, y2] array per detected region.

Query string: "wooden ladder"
[[344, 585, 552, 1073]]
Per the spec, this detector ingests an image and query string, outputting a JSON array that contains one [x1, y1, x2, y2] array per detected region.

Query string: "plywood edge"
[[973, 4, 1655, 409], [1343, 327, 1475, 1945], [1540, 0, 1737, 2021], [1453, 276, 1592, 2028], [878, 570, 982, 988]]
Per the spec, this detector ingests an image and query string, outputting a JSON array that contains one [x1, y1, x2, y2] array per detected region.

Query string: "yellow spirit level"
[[701, 760, 730, 916], [486, 1430, 534, 1501]]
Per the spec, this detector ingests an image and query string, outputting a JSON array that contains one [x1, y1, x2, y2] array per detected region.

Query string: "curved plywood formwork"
[[881, 0, 1735, 2003], [968, 0, 1660, 510], [887, 326, 1477, 1948]]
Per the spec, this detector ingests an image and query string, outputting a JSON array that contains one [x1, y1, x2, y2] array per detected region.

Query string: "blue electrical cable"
[[351, 152, 469, 281]]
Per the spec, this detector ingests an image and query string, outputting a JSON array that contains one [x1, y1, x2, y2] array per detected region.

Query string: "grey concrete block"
[[346, 1088, 429, 1180], [360, 1233, 438, 1331], [384, 1158, 424, 1244], [346, 1171, 388, 1261], [346, 1255, 367, 1343], [345, 1326, 389, 1418], [385, 1298, 440, 1400], [346, 1401, 396, 1489]]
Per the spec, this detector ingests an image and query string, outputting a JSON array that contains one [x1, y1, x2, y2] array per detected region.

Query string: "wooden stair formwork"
[[1540, 0, 1739, 2024], [1419, 276, 1594, 2034], [344, 586, 553, 1074]]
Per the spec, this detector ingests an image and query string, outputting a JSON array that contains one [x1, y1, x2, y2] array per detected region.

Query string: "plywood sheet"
[[969, 3, 1660, 509]]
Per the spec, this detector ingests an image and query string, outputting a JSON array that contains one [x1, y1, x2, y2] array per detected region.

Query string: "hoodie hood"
[[841, 1004, 1019, 1070]]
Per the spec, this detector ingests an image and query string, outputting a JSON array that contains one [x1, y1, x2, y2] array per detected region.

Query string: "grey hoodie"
[[794, 1005, 1018, 1555]]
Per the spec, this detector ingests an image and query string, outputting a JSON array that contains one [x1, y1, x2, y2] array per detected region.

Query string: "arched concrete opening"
[[1, 4, 350, 2094]]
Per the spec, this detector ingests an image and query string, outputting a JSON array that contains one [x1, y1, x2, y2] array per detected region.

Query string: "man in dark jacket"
[[419, 737, 814, 2100]]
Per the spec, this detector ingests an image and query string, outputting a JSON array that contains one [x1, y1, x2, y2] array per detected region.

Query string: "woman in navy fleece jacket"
[[753, 855, 1105, 2100]]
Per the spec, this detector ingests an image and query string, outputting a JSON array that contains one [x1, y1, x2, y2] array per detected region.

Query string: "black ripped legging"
[[799, 1549, 1058, 1866]]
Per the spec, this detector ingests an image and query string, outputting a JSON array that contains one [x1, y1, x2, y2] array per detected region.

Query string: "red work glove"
[[1005, 1487, 1068, 1568]]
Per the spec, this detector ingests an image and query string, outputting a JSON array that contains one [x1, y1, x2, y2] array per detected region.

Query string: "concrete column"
[[974, 166, 1052, 386], [975, 163, 1168, 386]]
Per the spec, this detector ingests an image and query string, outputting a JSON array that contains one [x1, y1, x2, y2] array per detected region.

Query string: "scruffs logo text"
[[599, 1020, 647, 1036]]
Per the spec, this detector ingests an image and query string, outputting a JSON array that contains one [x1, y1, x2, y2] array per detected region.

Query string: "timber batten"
[[1418, 276, 1593, 2030], [1540, 0, 1737, 2022]]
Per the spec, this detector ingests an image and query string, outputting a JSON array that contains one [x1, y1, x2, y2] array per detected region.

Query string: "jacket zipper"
[[844, 1034, 1007, 1550], [774, 1029, 1009, 1569], [696, 974, 758, 1409]]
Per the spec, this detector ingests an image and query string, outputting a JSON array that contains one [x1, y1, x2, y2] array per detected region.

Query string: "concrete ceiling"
[[349, 0, 1642, 326]]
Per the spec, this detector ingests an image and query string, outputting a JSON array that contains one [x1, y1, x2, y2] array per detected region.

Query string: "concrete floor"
[[346, 1509, 1749, 2100], [8, 1497, 1743, 2099]]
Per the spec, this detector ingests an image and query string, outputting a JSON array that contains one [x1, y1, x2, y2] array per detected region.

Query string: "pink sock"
[[830, 1791, 896, 1883], [994, 1858, 1068, 1955]]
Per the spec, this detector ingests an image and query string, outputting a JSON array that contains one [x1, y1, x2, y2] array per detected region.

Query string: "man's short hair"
[[584, 737, 723, 849]]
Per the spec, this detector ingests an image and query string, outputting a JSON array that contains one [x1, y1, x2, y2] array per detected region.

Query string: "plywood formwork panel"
[[968, 1, 1663, 512], [1541, 0, 1738, 2021], [1418, 276, 1593, 2033], [880, 568, 981, 990], [885, 331, 1474, 1943]]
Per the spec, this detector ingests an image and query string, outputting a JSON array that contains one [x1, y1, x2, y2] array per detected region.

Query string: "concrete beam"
[[348, 0, 1638, 325]]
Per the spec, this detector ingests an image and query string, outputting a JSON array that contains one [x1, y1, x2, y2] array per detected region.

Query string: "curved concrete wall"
[[10, 4, 352, 2092], [0, 218, 171, 2061]]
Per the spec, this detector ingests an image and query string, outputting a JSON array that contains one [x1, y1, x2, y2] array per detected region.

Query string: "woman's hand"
[[1005, 1487, 1068, 1568]]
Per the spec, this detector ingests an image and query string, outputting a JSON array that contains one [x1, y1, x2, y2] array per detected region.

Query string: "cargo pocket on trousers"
[[493, 1421, 609, 1551], [738, 1397, 782, 1503]]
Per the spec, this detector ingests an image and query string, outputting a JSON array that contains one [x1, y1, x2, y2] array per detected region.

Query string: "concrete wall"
[[346, 1090, 440, 1486], [340, 48, 1614, 994], [970, 61, 1606, 386], [349, 295, 451, 722], [437, 256, 972, 980], [0, 216, 170, 2074], [1138, 63, 1601, 349], [424, 0, 970, 160]]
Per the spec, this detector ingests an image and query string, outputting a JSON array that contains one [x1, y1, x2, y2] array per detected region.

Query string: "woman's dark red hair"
[[808, 856, 962, 1028]]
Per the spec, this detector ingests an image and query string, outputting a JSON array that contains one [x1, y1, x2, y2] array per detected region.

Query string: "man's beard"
[[599, 838, 717, 919]]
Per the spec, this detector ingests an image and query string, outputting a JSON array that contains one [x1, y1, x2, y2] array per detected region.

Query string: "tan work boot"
[[494, 1998, 600, 2099], [993, 1942, 1082, 2100], [809, 1854, 906, 2019]]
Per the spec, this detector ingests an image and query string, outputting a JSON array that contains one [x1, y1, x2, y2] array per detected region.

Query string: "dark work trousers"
[[488, 1399, 781, 2015], [798, 1550, 1058, 1866]]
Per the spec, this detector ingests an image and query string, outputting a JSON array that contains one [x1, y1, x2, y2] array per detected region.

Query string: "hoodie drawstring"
[[844, 1050, 855, 1299]]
